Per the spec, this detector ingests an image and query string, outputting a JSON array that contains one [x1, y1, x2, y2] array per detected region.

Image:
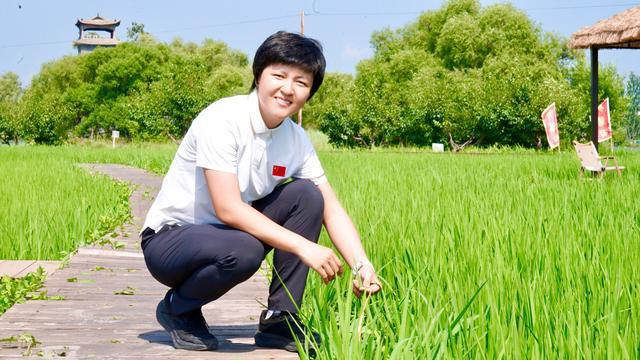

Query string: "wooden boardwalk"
[[0, 164, 296, 359], [0, 261, 59, 278]]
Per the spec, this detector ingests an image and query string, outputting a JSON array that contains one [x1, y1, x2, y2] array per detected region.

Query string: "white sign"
[[432, 143, 444, 152], [112, 130, 120, 139]]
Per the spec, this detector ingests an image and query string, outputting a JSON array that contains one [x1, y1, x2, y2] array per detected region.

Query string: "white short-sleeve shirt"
[[142, 91, 327, 232]]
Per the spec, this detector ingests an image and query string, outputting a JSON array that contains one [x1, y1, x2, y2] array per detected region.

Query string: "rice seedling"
[[303, 150, 640, 358], [0, 144, 176, 260]]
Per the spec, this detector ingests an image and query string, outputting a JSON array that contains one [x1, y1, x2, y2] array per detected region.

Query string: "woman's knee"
[[289, 179, 324, 216], [227, 237, 265, 279]]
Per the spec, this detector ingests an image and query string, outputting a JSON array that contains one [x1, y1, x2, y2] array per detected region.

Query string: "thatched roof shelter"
[[569, 6, 640, 49], [569, 6, 640, 147]]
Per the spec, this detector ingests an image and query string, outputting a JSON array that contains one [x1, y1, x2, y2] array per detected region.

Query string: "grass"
[[303, 150, 640, 358], [0, 143, 176, 316], [1, 142, 638, 357], [0, 143, 176, 260], [0, 268, 46, 315], [0, 148, 126, 259]]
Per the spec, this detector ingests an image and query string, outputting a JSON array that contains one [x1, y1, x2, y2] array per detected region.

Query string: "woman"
[[140, 31, 381, 352]]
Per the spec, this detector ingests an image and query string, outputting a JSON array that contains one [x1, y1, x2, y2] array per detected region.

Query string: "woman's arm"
[[204, 169, 343, 283], [317, 181, 382, 297]]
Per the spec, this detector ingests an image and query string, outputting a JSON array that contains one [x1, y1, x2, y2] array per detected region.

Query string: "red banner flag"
[[597, 98, 612, 143], [541, 103, 560, 149]]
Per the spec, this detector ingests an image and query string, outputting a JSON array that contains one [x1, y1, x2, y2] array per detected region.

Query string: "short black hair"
[[251, 31, 326, 100]]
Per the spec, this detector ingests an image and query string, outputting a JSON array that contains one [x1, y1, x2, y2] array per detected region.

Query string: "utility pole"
[[298, 10, 305, 126]]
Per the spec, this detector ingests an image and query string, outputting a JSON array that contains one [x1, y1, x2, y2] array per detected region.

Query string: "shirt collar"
[[248, 90, 289, 135]]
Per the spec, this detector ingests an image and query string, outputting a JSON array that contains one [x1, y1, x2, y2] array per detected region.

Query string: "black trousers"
[[141, 179, 324, 316]]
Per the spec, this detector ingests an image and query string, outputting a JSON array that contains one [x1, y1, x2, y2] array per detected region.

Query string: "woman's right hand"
[[296, 241, 344, 284]]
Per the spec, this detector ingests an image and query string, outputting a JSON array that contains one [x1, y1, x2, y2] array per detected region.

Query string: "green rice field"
[[1, 143, 638, 357], [0, 143, 175, 260], [309, 150, 639, 358]]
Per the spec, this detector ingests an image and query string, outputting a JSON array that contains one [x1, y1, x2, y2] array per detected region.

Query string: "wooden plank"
[[18, 261, 60, 277], [0, 344, 299, 359], [0, 260, 34, 277], [77, 248, 144, 258]]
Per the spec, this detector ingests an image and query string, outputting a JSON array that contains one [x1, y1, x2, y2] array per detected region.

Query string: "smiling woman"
[[140, 30, 381, 353], [256, 64, 313, 128]]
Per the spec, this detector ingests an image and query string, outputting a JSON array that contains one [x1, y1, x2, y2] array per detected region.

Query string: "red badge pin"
[[272, 165, 286, 177]]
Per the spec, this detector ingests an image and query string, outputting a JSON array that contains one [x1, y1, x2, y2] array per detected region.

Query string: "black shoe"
[[254, 310, 320, 353], [155, 299, 218, 351]]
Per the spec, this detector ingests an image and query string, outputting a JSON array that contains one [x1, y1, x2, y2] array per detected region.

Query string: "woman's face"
[[256, 63, 313, 128]]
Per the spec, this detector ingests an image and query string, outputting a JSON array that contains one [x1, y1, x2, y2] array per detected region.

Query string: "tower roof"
[[76, 15, 120, 28]]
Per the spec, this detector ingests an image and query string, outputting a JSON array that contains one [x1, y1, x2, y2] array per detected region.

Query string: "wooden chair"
[[572, 140, 624, 178]]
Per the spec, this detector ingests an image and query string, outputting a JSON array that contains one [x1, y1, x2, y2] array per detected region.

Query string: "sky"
[[1, 0, 639, 87]]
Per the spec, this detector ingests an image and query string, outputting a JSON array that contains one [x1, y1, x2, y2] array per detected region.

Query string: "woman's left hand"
[[352, 262, 382, 298]]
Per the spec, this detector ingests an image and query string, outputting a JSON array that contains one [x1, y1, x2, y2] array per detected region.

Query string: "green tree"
[[477, 4, 541, 62], [625, 72, 640, 140], [19, 92, 74, 145], [18, 36, 250, 143], [319, 0, 626, 149], [0, 72, 21, 102], [436, 13, 484, 69], [302, 72, 354, 130], [0, 72, 23, 144], [0, 101, 19, 144], [126, 22, 146, 41], [565, 59, 628, 143]]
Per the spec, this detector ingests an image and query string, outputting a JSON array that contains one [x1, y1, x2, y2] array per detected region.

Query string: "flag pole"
[[609, 98, 614, 154], [297, 10, 305, 126], [610, 138, 614, 153]]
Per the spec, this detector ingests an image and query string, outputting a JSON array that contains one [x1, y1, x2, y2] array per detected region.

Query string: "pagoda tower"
[[73, 14, 121, 54]]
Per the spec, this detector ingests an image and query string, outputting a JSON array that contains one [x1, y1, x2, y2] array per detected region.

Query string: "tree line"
[[1, 0, 639, 148], [0, 35, 250, 144], [310, 0, 635, 149]]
